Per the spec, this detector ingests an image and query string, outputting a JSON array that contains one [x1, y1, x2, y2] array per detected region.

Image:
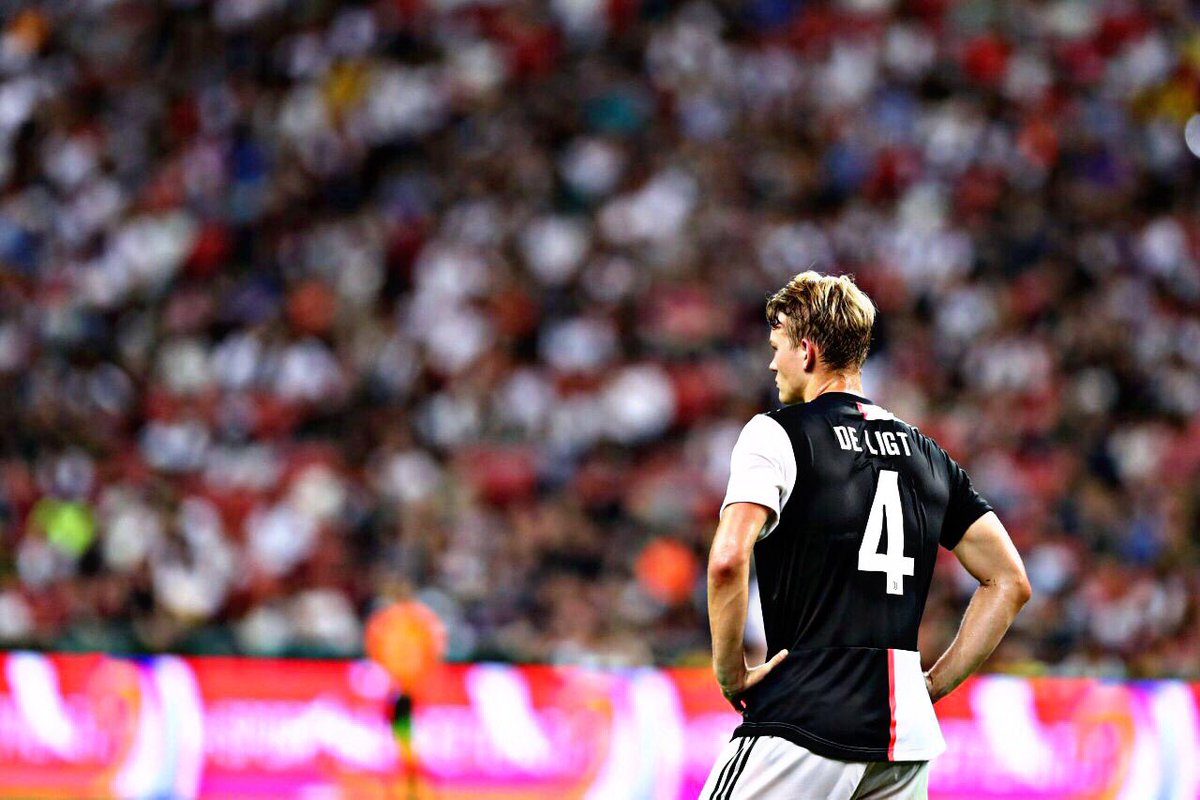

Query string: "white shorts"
[[699, 735, 929, 800]]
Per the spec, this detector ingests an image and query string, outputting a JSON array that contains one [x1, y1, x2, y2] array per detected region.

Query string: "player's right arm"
[[708, 501, 788, 711], [924, 511, 1031, 703]]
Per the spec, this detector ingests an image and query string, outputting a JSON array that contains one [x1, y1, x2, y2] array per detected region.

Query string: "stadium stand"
[[0, 0, 1197, 679]]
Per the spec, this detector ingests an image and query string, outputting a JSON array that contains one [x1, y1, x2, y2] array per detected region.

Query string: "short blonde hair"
[[765, 271, 876, 371]]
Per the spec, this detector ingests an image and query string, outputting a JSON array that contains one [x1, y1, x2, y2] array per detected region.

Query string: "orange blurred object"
[[635, 538, 699, 605], [364, 601, 447, 694], [286, 279, 337, 335], [7, 9, 50, 54]]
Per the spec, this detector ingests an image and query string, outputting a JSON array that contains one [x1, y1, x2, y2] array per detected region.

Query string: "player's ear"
[[801, 338, 819, 372]]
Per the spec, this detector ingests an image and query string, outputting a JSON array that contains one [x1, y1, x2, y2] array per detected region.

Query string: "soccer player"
[[701, 272, 1031, 799]]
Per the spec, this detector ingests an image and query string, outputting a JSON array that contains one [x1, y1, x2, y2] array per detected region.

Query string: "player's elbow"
[[1011, 572, 1032, 607], [996, 569, 1032, 610], [979, 566, 1031, 610], [707, 550, 748, 584]]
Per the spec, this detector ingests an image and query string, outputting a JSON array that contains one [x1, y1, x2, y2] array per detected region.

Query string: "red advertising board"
[[0, 652, 1194, 798]]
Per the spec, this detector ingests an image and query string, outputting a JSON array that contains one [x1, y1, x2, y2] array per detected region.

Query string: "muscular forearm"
[[708, 560, 750, 689], [926, 578, 1029, 702]]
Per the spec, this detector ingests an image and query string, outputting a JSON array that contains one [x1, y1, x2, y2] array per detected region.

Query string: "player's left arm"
[[708, 501, 788, 711], [924, 511, 1031, 703]]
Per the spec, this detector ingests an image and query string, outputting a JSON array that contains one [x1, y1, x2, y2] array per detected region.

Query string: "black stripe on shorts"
[[710, 738, 747, 800], [720, 737, 757, 800]]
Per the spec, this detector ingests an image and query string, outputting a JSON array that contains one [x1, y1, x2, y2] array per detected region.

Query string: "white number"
[[858, 470, 914, 596]]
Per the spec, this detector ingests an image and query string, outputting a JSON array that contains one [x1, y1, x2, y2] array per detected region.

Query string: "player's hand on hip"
[[720, 649, 789, 712]]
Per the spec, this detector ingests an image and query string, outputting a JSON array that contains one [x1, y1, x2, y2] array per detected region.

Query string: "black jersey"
[[721, 392, 992, 762]]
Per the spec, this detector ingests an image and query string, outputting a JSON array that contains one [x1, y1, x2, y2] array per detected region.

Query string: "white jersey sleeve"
[[721, 414, 797, 540]]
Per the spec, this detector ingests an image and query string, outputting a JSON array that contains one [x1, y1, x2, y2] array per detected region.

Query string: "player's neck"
[[803, 372, 865, 403]]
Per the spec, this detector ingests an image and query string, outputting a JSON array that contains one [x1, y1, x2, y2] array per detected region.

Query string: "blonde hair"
[[765, 271, 876, 371]]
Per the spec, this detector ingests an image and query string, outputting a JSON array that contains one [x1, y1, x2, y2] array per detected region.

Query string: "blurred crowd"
[[0, 0, 1199, 679]]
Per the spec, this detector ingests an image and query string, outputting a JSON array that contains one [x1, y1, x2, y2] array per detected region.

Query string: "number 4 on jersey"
[[858, 470, 914, 595]]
